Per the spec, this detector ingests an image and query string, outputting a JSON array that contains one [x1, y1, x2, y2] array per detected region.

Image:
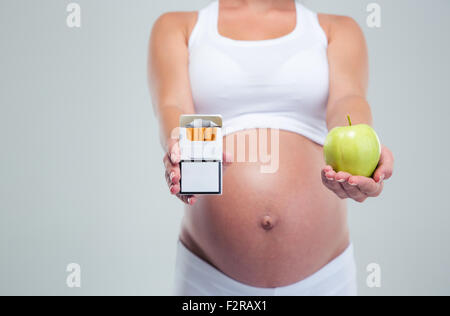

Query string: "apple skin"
[[323, 124, 381, 177]]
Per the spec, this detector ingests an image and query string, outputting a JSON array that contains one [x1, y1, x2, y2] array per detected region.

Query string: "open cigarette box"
[[179, 115, 223, 195]]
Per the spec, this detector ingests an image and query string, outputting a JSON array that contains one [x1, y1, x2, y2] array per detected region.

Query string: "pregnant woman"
[[149, 0, 394, 296]]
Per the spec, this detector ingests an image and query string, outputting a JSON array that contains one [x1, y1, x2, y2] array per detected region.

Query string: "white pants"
[[173, 241, 357, 296]]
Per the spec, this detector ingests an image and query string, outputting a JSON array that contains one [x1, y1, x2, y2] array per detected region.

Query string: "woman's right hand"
[[163, 139, 197, 205], [163, 138, 232, 205]]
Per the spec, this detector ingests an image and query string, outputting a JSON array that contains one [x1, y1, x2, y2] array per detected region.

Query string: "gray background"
[[0, 0, 449, 296]]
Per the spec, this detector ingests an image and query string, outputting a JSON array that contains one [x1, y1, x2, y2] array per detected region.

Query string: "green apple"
[[324, 116, 381, 177]]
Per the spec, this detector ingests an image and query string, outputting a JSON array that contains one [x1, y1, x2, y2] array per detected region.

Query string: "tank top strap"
[[296, 2, 328, 45], [188, 1, 217, 49]]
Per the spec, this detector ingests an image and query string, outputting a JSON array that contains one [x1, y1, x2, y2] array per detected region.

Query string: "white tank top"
[[188, 0, 329, 145]]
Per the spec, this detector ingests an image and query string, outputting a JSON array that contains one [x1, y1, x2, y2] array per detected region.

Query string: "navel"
[[261, 215, 276, 231]]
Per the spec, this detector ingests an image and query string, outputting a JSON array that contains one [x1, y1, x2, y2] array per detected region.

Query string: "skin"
[[149, 0, 394, 287]]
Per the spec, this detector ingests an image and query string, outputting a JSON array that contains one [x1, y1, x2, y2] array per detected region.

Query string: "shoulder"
[[317, 14, 364, 44], [151, 12, 198, 43], [153, 11, 198, 29]]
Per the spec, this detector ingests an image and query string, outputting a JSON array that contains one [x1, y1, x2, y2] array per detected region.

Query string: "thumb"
[[372, 146, 394, 183], [169, 141, 181, 164], [222, 151, 233, 170]]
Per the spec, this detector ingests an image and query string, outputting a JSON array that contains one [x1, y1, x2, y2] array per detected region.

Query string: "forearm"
[[157, 104, 191, 152], [326, 95, 373, 130]]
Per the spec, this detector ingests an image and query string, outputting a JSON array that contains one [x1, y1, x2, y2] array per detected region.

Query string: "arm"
[[149, 13, 232, 205], [325, 16, 371, 129], [148, 12, 197, 204], [319, 15, 394, 202], [148, 12, 196, 152]]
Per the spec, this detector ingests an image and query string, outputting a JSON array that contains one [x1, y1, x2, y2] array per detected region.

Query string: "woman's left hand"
[[321, 145, 394, 203]]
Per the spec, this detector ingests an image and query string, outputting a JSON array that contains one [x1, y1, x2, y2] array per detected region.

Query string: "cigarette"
[[186, 128, 193, 141], [204, 128, 212, 141], [186, 128, 217, 141]]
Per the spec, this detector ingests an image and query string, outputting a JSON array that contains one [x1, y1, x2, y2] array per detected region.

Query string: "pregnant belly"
[[180, 129, 350, 288]]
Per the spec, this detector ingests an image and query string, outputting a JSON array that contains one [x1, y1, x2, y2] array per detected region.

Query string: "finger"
[[164, 156, 180, 184], [167, 167, 180, 185], [341, 182, 367, 203], [164, 171, 178, 191], [335, 171, 352, 183], [166, 172, 198, 205], [177, 194, 197, 205], [321, 168, 348, 199], [323, 166, 336, 180], [169, 142, 181, 164], [321, 166, 337, 182], [348, 175, 382, 197], [323, 165, 334, 173], [177, 194, 188, 204], [373, 146, 394, 183], [334, 171, 354, 199], [166, 182, 179, 195]]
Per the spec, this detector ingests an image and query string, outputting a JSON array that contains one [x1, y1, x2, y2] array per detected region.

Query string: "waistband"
[[175, 240, 357, 296]]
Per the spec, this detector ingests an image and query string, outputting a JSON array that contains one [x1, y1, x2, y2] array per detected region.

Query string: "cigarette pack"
[[179, 115, 223, 195]]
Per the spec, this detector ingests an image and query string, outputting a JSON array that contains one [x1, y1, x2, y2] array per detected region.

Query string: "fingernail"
[[337, 179, 345, 183], [349, 182, 358, 186], [169, 172, 175, 181], [326, 177, 334, 181], [187, 197, 191, 204], [378, 174, 385, 183]]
